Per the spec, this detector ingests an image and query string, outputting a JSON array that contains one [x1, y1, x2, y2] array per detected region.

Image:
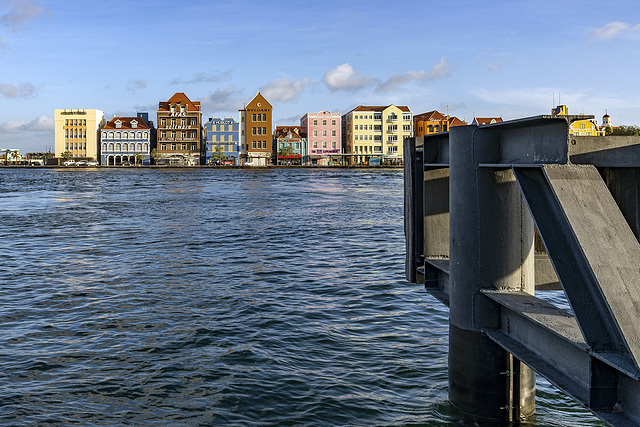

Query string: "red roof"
[[158, 92, 201, 112], [473, 117, 503, 125], [414, 110, 446, 121], [349, 105, 411, 114], [103, 117, 150, 130]]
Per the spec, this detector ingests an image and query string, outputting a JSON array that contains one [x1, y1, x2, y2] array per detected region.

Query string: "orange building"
[[413, 110, 466, 136], [239, 92, 273, 166], [156, 92, 202, 166]]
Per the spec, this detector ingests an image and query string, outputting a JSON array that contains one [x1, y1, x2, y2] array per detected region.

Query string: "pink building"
[[300, 111, 342, 165]]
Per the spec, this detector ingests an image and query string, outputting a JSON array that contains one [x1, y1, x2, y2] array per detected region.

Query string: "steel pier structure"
[[404, 115, 640, 425]]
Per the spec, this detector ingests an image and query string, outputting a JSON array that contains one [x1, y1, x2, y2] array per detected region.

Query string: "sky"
[[1, 0, 640, 153]]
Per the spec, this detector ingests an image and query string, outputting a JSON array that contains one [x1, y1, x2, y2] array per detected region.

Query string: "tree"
[[609, 125, 640, 136], [61, 151, 73, 161], [150, 148, 161, 165], [135, 152, 145, 166], [210, 144, 226, 164]]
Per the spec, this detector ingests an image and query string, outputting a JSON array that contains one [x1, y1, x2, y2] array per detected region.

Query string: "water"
[[0, 168, 603, 425]]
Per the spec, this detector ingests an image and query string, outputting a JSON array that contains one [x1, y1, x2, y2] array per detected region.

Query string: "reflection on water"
[[0, 168, 603, 425]]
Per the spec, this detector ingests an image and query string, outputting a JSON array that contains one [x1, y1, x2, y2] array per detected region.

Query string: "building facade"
[[156, 93, 202, 166], [274, 126, 305, 165], [54, 109, 105, 161], [551, 105, 604, 136], [471, 116, 503, 126], [342, 105, 412, 165], [414, 110, 466, 137], [100, 116, 152, 165], [239, 92, 272, 166], [300, 111, 341, 165], [204, 117, 239, 165]]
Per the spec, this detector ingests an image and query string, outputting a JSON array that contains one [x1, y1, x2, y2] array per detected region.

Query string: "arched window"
[[109, 132, 114, 139], [123, 143, 128, 151], [102, 143, 107, 150], [137, 132, 142, 139], [137, 143, 142, 151], [116, 143, 121, 151], [116, 132, 121, 139], [143, 143, 148, 151], [109, 143, 114, 151]]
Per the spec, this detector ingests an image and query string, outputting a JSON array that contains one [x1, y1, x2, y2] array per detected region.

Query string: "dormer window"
[[171, 105, 176, 113], [115, 120, 122, 129], [180, 105, 186, 113], [131, 120, 138, 129]]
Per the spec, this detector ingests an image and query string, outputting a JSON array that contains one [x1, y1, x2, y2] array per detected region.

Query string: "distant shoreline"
[[0, 165, 404, 170]]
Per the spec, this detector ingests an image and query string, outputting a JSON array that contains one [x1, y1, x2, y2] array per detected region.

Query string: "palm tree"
[[135, 152, 145, 166]]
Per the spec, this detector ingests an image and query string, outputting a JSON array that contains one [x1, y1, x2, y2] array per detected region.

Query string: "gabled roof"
[[241, 91, 273, 111], [103, 117, 150, 130], [473, 117, 503, 125], [275, 126, 302, 139], [348, 104, 411, 114], [448, 116, 467, 127], [414, 110, 446, 121], [158, 92, 201, 112]]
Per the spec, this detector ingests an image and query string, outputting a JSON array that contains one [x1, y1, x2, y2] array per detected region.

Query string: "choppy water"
[[0, 168, 603, 425]]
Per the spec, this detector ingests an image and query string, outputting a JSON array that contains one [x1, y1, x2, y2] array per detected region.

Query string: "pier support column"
[[448, 125, 536, 423]]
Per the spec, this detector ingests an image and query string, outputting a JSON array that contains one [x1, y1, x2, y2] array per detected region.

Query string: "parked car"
[[121, 161, 132, 166], [76, 160, 89, 166], [87, 160, 99, 166], [62, 160, 76, 166]]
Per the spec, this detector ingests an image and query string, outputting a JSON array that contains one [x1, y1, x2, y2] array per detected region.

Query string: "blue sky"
[[1, 0, 639, 152]]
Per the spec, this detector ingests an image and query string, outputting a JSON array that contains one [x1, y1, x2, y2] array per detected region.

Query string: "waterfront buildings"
[[204, 117, 239, 165], [100, 115, 152, 165], [274, 126, 305, 165], [551, 105, 604, 136], [413, 110, 466, 137], [54, 109, 106, 161], [300, 111, 341, 165], [239, 92, 272, 166], [156, 93, 202, 166], [342, 105, 412, 165]]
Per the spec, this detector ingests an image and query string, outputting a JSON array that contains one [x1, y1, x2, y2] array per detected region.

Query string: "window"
[[313, 141, 317, 148], [191, 118, 197, 125], [262, 114, 266, 121], [171, 118, 176, 126], [263, 127, 266, 135], [161, 143, 166, 150], [191, 144, 196, 151], [161, 118, 166, 126], [252, 114, 257, 121], [252, 141, 257, 149], [323, 130, 327, 136], [181, 118, 186, 126], [171, 105, 176, 113], [332, 130, 336, 136], [322, 119, 326, 125], [171, 131, 176, 138], [161, 131, 166, 138], [322, 141, 327, 148], [180, 105, 186, 113], [313, 130, 317, 136], [181, 131, 186, 138], [252, 127, 257, 135], [403, 114, 411, 121], [171, 144, 176, 150], [313, 119, 317, 125], [181, 144, 187, 150], [332, 141, 336, 149], [332, 119, 336, 125]]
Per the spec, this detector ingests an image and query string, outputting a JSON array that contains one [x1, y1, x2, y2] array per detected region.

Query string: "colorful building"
[[551, 105, 604, 136], [414, 110, 466, 137], [239, 92, 273, 166], [300, 111, 341, 165], [100, 116, 152, 165], [54, 109, 106, 161], [274, 126, 305, 165], [204, 117, 239, 165], [342, 105, 412, 165], [156, 93, 202, 166]]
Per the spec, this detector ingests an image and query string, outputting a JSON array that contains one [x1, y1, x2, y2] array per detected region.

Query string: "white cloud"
[[126, 78, 147, 93], [375, 57, 453, 93], [322, 63, 375, 91], [588, 21, 640, 41], [260, 77, 316, 102], [0, 82, 36, 98], [201, 85, 245, 112], [0, 114, 53, 133], [170, 70, 232, 85], [1, 0, 49, 32]]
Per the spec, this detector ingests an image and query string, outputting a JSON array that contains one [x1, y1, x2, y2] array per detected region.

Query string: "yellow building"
[[54, 109, 106, 160], [342, 105, 412, 165], [551, 105, 604, 136]]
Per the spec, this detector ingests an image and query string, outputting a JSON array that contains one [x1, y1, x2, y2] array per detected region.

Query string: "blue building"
[[204, 117, 239, 165]]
